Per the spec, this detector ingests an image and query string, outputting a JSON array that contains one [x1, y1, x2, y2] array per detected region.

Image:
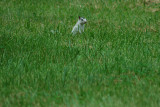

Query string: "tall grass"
[[0, 0, 160, 106]]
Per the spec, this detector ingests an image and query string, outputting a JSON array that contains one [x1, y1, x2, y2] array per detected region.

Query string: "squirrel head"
[[78, 16, 87, 25]]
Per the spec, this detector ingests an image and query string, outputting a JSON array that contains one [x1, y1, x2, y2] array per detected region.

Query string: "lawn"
[[0, 0, 160, 106]]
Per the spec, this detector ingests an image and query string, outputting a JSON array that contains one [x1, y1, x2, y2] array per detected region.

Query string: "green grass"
[[0, 0, 160, 106]]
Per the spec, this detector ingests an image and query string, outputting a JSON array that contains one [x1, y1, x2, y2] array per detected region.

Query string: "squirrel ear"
[[79, 16, 80, 19]]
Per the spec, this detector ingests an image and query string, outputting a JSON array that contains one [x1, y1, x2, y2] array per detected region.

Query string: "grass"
[[0, 0, 160, 106]]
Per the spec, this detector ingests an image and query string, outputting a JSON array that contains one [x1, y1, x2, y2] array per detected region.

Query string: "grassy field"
[[0, 0, 160, 106]]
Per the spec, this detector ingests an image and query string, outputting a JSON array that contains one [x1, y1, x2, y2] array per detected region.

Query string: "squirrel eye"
[[81, 19, 83, 21]]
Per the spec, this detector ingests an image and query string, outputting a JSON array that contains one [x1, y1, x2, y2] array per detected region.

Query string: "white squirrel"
[[71, 16, 87, 35]]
